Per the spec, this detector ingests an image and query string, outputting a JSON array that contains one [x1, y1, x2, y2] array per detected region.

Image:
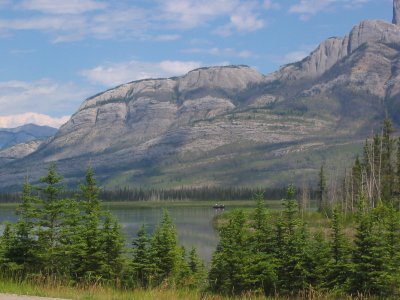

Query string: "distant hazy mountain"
[[0, 124, 57, 150], [1, 3, 400, 191]]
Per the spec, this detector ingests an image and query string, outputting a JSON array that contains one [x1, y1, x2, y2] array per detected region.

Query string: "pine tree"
[[149, 210, 180, 285], [0, 222, 15, 270], [187, 247, 206, 288], [352, 156, 362, 207], [35, 164, 69, 275], [209, 210, 251, 294], [8, 183, 40, 273], [396, 138, 400, 198], [306, 231, 331, 289], [276, 185, 309, 294], [317, 166, 327, 211], [381, 119, 395, 203], [326, 208, 352, 290], [131, 224, 155, 287], [77, 167, 104, 281], [99, 212, 125, 283], [382, 205, 400, 293], [350, 194, 390, 296]]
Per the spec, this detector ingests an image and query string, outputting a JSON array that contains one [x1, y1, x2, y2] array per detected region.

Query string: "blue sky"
[[0, 0, 393, 128]]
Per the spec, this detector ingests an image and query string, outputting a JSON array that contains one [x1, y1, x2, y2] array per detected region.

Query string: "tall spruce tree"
[[352, 156, 362, 207], [36, 164, 69, 275], [326, 208, 352, 290], [78, 167, 104, 281], [381, 119, 395, 203], [8, 183, 40, 273], [276, 185, 309, 294], [131, 224, 156, 287], [149, 210, 180, 285], [317, 166, 327, 211], [99, 212, 125, 283], [350, 194, 390, 296], [187, 247, 206, 288], [209, 210, 258, 295], [397, 138, 400, 198]]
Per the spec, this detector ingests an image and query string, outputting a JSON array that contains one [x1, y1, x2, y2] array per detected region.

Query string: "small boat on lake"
[[213, 204, 225, 209]]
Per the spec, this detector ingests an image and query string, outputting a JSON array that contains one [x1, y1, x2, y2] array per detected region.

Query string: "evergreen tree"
[[77, 167, 104, 281], [99, 212, 125, 283], [350, 195, 390, 296], [187, 247, 206, 288], [0, 223, 15, 271], [8, 183, 40, 273], [317, 166, 327, 211], [35, 164, 69, 275], [209, 210, 262, 295], [396, 138, 400, 197], [352, 156, 362, 207], [149, 210, 180, 285], [131, 224, 155, 287], [381, 205, 400, 293], [276, 185, 309, 294], [306, 231, 331, 290], [381, 119, 395, 202], [326, 208, 352, 290]]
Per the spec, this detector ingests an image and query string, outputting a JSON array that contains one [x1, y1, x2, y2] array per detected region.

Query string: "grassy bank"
[[0, 277, 358, 300]]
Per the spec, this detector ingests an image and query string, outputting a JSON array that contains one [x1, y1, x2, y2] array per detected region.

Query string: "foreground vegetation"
[[0, 118, 399, 299]]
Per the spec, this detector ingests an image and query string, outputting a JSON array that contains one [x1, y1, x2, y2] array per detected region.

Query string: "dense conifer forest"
[[0, 119, 400, 298]]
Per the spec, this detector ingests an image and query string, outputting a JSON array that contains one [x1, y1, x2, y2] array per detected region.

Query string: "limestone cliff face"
[[270, 20, 400, 81], [394, 0, 400, 25], [2, 8, 400, 190], [41, 66, 264, 161]]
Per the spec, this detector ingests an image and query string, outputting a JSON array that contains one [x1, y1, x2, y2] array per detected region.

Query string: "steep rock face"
[[270, 20, 400, 81], [2, 11, 400, 190], [394, 0, 400, 25], [39, 66, 262, 161]]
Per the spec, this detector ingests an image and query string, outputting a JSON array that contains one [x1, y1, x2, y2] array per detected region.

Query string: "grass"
[[0, 277, 360, 300]]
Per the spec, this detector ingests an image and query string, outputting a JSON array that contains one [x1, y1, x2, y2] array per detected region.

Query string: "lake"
[[0, 200, 263, 264]]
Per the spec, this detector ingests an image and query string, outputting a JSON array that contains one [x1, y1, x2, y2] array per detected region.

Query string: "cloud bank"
[[0, 112, 70, 128]]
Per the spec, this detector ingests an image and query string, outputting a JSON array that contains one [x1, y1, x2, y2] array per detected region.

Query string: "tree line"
[[1, 118, 400, 297], [0, 165, 205, 289], [209, 188, 400, 297], [0, 186, 294, 203], [317, 119, 400, 213]]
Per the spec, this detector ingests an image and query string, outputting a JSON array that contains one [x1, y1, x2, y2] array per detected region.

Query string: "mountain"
[[0, 124, 57, 150], [1, 3, 400, 191]]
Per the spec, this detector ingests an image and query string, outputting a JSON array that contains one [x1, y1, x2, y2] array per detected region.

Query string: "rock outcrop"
[[394, 0, 400, 25], [0, 4, 399, 191]]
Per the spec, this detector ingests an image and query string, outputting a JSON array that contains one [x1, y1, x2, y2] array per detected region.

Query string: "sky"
[[0, 0, 393, 128]]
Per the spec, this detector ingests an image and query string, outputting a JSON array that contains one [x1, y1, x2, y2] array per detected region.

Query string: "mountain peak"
[[394, 0, 400, 25]]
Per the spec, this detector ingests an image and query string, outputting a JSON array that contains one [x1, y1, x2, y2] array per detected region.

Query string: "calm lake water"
[[0, 202, 258, 264]]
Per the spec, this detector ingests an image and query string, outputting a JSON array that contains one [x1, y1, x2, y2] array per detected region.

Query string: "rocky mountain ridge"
[[1, 3, 400, 191]]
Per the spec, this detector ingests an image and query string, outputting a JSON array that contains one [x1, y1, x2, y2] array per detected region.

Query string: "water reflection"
[[0, 204, 225, 264]]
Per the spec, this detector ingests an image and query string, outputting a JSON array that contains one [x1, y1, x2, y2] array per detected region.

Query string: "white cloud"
[[0, 5, 150, 42], [0, 79, 93, 116], [81, 60, 203, 87], [184, 47, 255, 58], [289, 0, 371, 19], [0, 112, 69, 128], [17, 0, 107, 14], [0, 0, 269, 42], [152, 34, 181, 41], [214, 1, 266, 36], [263, 0, 280, 10], [158, 0, 240, 29]]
